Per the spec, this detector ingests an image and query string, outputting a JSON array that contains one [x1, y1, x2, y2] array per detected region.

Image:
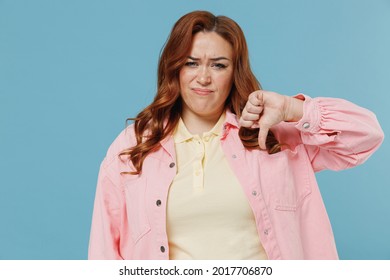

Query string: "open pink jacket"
[[89, 95, 384, 260]]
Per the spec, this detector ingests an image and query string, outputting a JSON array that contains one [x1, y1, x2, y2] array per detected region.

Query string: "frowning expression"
[[179, 31, 234, 122]]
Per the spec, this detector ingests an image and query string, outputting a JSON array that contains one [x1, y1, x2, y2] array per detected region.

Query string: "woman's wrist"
[[283, 96, 304, 122]]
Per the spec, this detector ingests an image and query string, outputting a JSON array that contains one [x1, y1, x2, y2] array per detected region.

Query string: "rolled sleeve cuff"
[[293, 94, 321, 134]]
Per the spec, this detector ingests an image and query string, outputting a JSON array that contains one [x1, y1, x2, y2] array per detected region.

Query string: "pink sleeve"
[[88, 158, 126, 259], [88, 127, 136, 259], [293, 95, 384, 172]]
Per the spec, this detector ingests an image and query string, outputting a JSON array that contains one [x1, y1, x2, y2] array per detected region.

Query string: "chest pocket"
[[259, 145, 312, 211], [123, 177, 151, 243]]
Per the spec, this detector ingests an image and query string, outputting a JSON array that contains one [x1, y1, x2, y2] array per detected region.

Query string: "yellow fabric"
[[167, 113, 268, 260]]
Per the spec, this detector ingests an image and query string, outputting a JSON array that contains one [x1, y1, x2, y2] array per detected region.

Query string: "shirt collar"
[[173, 118, 194, 143], [173, 112, 227, 144], [224, 109, 239, 128]]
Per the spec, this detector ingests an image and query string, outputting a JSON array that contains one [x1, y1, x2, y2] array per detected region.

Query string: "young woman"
[[88, 11, 384, 260]]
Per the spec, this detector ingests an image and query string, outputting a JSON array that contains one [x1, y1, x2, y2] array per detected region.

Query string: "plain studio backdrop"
[[0, 0, 389, 259]]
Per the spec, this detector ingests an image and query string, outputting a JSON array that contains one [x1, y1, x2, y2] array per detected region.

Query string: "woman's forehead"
[[189, 32, 233, 59]]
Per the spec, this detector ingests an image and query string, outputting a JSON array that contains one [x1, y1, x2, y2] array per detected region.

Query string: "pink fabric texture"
[[88, 95, 384, 259]]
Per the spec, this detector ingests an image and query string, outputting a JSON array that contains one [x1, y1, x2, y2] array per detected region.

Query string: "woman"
[[88, 11, 384, 260]]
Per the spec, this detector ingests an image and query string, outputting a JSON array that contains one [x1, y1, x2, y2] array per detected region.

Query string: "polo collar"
[[173, 112, 227, 144]]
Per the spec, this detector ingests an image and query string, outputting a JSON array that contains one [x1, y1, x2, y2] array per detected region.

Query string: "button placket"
[[192, 136, 205, 189], [193, 161, 203, 189]]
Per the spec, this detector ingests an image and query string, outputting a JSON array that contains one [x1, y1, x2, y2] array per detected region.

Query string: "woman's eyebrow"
[[188, 56, 231, 61]]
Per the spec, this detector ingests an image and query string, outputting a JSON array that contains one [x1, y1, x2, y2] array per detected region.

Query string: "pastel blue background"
[[0, 0, 389, 260]]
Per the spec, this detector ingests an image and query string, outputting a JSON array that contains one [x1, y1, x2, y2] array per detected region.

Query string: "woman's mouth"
[[192, 88, 214, 96]]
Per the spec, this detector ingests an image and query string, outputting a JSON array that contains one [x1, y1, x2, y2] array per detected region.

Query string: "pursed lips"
[[192, 88, 214, 96]]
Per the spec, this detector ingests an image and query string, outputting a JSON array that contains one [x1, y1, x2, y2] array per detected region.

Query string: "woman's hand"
[[239, 90, 304, 150]]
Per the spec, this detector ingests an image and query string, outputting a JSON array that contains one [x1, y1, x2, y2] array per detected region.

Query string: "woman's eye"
[[212, 63, 227, 69], [185, 61, 198, 67]]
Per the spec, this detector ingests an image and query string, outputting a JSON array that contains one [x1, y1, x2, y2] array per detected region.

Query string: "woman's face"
[[179, 31, 234, 123]]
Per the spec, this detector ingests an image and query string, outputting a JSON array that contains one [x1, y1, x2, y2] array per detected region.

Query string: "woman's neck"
[[181, 111, 223, 135]]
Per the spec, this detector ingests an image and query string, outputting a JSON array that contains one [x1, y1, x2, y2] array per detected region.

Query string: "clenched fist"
[[239, 90, 304, 150]]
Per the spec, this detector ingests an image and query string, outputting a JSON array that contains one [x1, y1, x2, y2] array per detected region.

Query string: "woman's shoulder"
[[103, 124, 137, 165]]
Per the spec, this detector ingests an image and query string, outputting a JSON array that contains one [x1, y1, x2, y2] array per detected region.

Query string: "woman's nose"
[[196, 67, 211, 85]]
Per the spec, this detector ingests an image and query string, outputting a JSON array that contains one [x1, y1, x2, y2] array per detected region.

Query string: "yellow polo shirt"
[[166, 113, 268, 260]]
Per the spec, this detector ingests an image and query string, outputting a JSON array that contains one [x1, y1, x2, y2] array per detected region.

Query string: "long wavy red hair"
[[120, 11, 280, 175]]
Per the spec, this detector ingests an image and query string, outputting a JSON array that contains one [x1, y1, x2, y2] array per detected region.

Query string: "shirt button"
[[156, 200, 162, 207], [232, 154, 237, 159], [252, 190, 257, 196], [169, 162, 175, 168], [160, 246, 166, 253], [302, 122, 310, 129], [264, 229, 269, 235]]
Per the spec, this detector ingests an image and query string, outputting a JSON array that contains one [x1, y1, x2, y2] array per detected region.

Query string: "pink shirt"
[[88, 95, 384, 260]]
